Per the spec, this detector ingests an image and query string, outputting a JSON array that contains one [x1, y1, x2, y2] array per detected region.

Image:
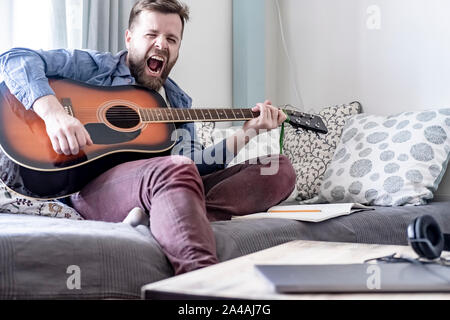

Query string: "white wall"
[[170, 0, 233, 113], [267, 0, 450, 115], [267, 0, 450, 198]]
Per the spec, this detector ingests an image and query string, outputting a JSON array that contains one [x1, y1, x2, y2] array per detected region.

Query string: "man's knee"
[[167, 155, 196, 167], [153, 156, 200, 181], [141, 156, 203, 198], [138, 156, 200, 184], [145, 155, 194, 173]]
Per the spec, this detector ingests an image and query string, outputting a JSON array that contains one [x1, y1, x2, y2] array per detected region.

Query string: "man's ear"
[[125, 29, 132, 50]]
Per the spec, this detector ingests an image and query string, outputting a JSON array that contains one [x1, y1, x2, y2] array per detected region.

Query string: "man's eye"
[[168, 38, 177, 44], [146, 34, 157, 38]]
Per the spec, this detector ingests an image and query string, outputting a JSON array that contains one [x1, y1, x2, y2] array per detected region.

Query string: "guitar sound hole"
[[105, 106, 140, 129]]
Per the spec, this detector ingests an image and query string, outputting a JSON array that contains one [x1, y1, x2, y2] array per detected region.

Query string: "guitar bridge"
[[61, 98, 74, 117]]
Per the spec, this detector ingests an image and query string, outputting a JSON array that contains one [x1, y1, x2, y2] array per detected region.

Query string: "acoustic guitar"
[[0, 78, 327, 200]]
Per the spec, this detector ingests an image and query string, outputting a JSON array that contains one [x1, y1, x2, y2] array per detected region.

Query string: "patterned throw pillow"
[[0, 181, 84, 220], [195, 122, 216, 148], [283, 102, 362, 201], [0, 149, 84, 220], [309, 109, 450, 206]]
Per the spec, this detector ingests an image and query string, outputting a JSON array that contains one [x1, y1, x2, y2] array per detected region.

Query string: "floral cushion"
[[283, 102, 362, 201], [0, 150, 84, 220], [195, 122, 216, 148], [0, 181, 83, 220]]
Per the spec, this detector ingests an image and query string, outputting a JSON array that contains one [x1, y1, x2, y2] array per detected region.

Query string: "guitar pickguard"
[[84, 123, 142, 145]]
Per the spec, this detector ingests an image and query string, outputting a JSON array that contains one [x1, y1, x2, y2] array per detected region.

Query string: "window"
[[65, 0, 83, 49], [12, 0, 53, 50], [0, 0, 83, 53]]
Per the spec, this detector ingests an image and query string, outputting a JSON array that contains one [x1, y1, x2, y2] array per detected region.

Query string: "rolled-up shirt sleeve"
[[0, 48, 116, 109], [0, 48, 55, 109]]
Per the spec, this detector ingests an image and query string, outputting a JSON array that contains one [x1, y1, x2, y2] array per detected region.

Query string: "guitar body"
[[0, 79, 176, 199]]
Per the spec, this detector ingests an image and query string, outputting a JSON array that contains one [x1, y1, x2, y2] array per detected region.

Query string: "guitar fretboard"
[[139, 108, 257, 123]]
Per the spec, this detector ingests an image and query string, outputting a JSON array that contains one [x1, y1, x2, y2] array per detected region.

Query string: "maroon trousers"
[[71, 155, 296, 275]]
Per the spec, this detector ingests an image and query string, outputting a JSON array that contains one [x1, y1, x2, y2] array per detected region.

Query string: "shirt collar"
[[113, 50, 133, 79]]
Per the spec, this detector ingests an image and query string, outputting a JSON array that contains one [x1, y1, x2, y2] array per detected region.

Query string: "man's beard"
[[128, 49, 177, 91]]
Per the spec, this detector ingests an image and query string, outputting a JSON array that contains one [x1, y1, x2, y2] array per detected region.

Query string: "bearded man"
[[0, 0, 295, 275]]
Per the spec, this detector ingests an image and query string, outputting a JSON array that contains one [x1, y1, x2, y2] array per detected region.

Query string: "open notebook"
[[232, 203, 374, 223]]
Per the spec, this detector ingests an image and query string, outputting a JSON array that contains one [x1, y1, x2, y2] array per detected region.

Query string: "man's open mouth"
[[147, 55, 166, 76]]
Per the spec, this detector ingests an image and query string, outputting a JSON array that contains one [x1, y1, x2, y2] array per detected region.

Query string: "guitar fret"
[[181, 109, 187, 121], [154, 109, 161, 121], [159, 109, 165, 121], [207, 109, 219, 120], [145, 109, 152, 122], [172, 108, 179, 121], [181, 109, 188, 121], [224, 109, 237, 120], [166, 109, 173, 121], [189, 109, 197, 121], [235, 109, 245, 119], [174, 108, 180, 121], [195, 109, 204, 121], [216, 109, 226, 120], [149, 109, 155, 121], [139, 109, 146, 122], [199, 109, 207, 120], [175, 109, 182, 121], [191, 109, 197, 121], [184, 109, 192, 121], [165, 109, 173, 121], [241, 109, 256, 119]]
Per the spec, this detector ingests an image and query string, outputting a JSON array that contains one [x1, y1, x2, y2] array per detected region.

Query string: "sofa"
[[1, 200, 450, 299], [1, 102, 450, 299]]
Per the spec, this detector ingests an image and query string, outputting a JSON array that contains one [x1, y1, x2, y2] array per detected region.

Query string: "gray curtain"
[[82, 0, 137, 53], [50, 0, 137, 53], [0, 0, 13, 53], [50, 0, 68, 49]]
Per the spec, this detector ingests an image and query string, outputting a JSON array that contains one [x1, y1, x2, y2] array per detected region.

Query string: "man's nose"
[[154, 35, 168, 50]]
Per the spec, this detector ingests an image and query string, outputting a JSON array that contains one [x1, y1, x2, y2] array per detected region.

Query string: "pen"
[[268, 210, 322, 213]]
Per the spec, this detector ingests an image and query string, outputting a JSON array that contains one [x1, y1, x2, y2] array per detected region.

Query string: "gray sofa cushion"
[[1, 201, 449, 299]]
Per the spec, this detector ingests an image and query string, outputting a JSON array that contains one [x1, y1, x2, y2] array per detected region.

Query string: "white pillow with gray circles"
[[308, 109, 450, 206]]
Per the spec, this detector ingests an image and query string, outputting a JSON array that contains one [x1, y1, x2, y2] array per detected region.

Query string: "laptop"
[[255, 263, 450, 293]]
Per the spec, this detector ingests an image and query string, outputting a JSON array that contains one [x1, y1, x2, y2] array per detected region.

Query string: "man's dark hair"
[[129, 0, 190, 35]]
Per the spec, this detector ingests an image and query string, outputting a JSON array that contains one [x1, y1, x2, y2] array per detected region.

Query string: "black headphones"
[[407, 215, 450, 260]]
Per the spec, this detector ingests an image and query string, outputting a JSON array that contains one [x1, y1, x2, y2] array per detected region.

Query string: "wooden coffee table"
[[141, 240, 450, 300]]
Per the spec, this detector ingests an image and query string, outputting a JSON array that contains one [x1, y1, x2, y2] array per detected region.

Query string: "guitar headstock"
[[283, 108, 328, 134]]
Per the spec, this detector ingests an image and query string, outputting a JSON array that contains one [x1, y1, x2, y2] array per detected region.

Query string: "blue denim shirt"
[[0, 48, 234, 175]]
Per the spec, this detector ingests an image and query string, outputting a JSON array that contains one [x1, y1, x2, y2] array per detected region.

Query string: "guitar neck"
[[139, 108, 258, 123]]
